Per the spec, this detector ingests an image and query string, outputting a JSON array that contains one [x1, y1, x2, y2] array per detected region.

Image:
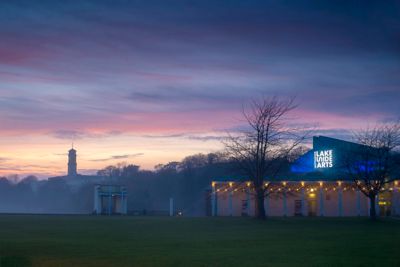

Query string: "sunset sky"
[[0, 1, 399, 178]]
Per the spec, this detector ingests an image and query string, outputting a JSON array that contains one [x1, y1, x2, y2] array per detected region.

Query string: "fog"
[[0, 153, 239, 216]]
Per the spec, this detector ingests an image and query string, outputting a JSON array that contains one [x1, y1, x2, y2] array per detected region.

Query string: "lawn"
[[0, 215, 399, 267]]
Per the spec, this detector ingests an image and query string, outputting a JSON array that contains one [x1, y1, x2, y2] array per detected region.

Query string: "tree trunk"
[[255, 187, 266, 219], [369, 195, 377, 220]]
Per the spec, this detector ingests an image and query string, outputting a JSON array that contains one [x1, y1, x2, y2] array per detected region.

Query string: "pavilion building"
[[94, 185, 127, 215], [209, 136, 400, 217], [49, 146, 129, 215]]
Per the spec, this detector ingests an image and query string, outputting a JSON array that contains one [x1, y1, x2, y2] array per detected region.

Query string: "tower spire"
[[68, 145, 77, 176]]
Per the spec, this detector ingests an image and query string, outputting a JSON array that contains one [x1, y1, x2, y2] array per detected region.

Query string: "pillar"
[[94, 185, 101, 215], [283, 189, 287, 217], [367, 196, 371, 217], [356, 190, 361, 216], [123, 191, 127, 214], [211, 184, 217, 216], [229, 190, 233, 216], [120, 191, 124, 215], [375, 194, 379, 216], [301, 188, 306, 216], [108, 186, 112, 216], [246, 187, 251, 216], [338, 187, 343, 217], [394, 185, 400, 216], [319, 188, 324, 216], [169, 197, 174, 216], [265, 194, 269, 217]]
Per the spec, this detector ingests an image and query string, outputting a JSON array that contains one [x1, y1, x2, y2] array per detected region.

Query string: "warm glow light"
[[229, 182, 233, 187], [212, 181, 216, 187], [338, 181, 342, 186], [246, 182, 251, 187], [301, 181, 305, 187], [282, 181, 287, 186], [309, 193, 316, 198], [319, 181, 323, 187]]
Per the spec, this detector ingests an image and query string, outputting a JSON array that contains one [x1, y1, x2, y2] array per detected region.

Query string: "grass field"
[[0, 215, 399, 267]]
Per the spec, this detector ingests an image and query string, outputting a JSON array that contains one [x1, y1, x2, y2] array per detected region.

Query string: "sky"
[[0, 0, 399, 178]]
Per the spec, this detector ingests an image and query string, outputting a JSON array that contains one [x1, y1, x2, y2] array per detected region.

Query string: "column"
[[123, 192, 127, 214], [108, 186, 112, 216], [120, 192, 124, 215], [211, 184, 217, 216], [169, 197, 174, 217], [368, 196, 371, 217], [394, 185, 400, 216], [319, 188, 324, 216], [283, 189, 287, 217], [94, 185, 100, 215], [265, 194, 269, 217], [246, 187, 251, 216], [375, 194, 379, 217], [356, 190, 361, 216], [301, 188, 306, 216], [229, 190, 233, 216], [338, 187, 343, 217]]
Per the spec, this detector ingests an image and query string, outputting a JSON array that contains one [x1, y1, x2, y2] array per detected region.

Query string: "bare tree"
[[343, 122, 400, 220], [224, 96, 310, 219]]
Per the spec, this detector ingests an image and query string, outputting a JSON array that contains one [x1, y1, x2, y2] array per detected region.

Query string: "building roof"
[[213, 136, 378, 182]]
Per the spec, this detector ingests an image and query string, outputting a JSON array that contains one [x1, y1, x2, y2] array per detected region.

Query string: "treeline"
[[0, 153, 239, 215], [0, 175, 93, 214]]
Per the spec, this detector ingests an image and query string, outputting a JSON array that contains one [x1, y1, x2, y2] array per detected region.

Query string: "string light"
[[210, 180, 399, 195]]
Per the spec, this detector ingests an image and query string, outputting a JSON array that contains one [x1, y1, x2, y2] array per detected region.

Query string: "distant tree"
[[96, 165, 121, 178], [343, 122, 400, 220], [224, 96, 309, 219], [121, 164, 140, 177], [155, 162, 180, 173]]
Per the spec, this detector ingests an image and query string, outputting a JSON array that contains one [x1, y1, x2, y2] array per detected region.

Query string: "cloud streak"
[[89, 153, 144, 162]]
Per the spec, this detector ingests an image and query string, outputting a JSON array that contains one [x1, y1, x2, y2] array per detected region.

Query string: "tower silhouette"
[[68, 146, 77, 176]]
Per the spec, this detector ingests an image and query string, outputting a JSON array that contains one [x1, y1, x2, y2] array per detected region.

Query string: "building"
[[94, 185, 127, 215], [68, 147, 77, 177], [209, 136, 400, 217], [49, 146, 129, 215], [49, 145, 108, 189]]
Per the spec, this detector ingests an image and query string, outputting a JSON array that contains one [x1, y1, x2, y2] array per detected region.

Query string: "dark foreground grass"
[[0, 215, 399, 267]]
